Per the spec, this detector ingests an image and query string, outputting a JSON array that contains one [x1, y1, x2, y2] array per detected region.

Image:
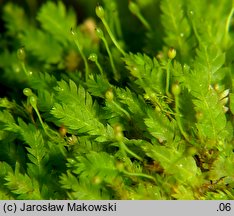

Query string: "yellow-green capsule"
[[29, 95, 37, 108], [105, 89, 114, 101], [168, 47, 176, 59], [23, 88, 33, 97], [171, 82, 181, 96], [17, 47, 26, 61], [129, 2, 140, 15], [96, 5, 105, 19], [88, 53, 98, 62], [95, 27, 104, 39]]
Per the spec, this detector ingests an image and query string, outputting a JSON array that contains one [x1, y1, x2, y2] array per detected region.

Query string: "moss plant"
[[0, 0, 234, 200]]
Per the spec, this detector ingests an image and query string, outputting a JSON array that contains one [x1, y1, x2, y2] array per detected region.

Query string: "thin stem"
[[31, 101, 55, 138], [119, 141, 143, 161], [123, 170, 156, 182], [135, 12, 151, 31], [174, 96, 190, 142], [190, 15, 203, 46], [33, 107, 47, 132], [20, 62, 29, 77], [129, 2, 151, 31], [71, 29, 89, 80], [33, 105, 67, 157], [113, 10, 123, 38], [95, 59, 104, 76], [166, 59, 172, 96], [224, 6, 234, 48], [101, 19, 126, 56], [112, 100, 131, 119], [102, 37, 119, 80], [225, 6, 234, 35]]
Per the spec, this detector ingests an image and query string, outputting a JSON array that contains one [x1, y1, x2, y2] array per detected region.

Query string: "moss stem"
[[174, 96, 190, 142], [101, 19, 126, 56], [119, 141, 143, 161], [71, 28, 89, 81]]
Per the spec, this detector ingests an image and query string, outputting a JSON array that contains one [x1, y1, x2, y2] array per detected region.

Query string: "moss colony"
[[0, 0, 234, 199]]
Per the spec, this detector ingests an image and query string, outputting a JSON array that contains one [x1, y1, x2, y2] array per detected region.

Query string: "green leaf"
[[29, 71, 57, 91], [5, 163, 42, 199], [60, 172, 79, 191], [2, 3, 29, 35], [193, 88, 227, 140], [18, 119, 48, 176], [171, 185, 195, 200], [142, 143, 198, 183], [0, 0, 233, 201], [51, 80, 113, 141], [0, 110, 19, 133], [71, 151, 118, 183], [195, 45, 225, 76], [187, 0, 232, 47], [0, 162, 13, 179], [60, 172, 110, 199], [143, 144, 180, 169], [145, 110, 175, 142], [116, 87, 147, 117], [123, 53, 165, 94], [209, 154, 234, 181], [22, 29, 63, 64], [87, 75, 112, 98], [128, 183, 163, 200], [0, 98, 15, 109], [115, 87, 148, 131], [37, 1, 76, 46], [160, 0, 192, 59], [0, 110, 15, 125], [0, 162, 14, 199]]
